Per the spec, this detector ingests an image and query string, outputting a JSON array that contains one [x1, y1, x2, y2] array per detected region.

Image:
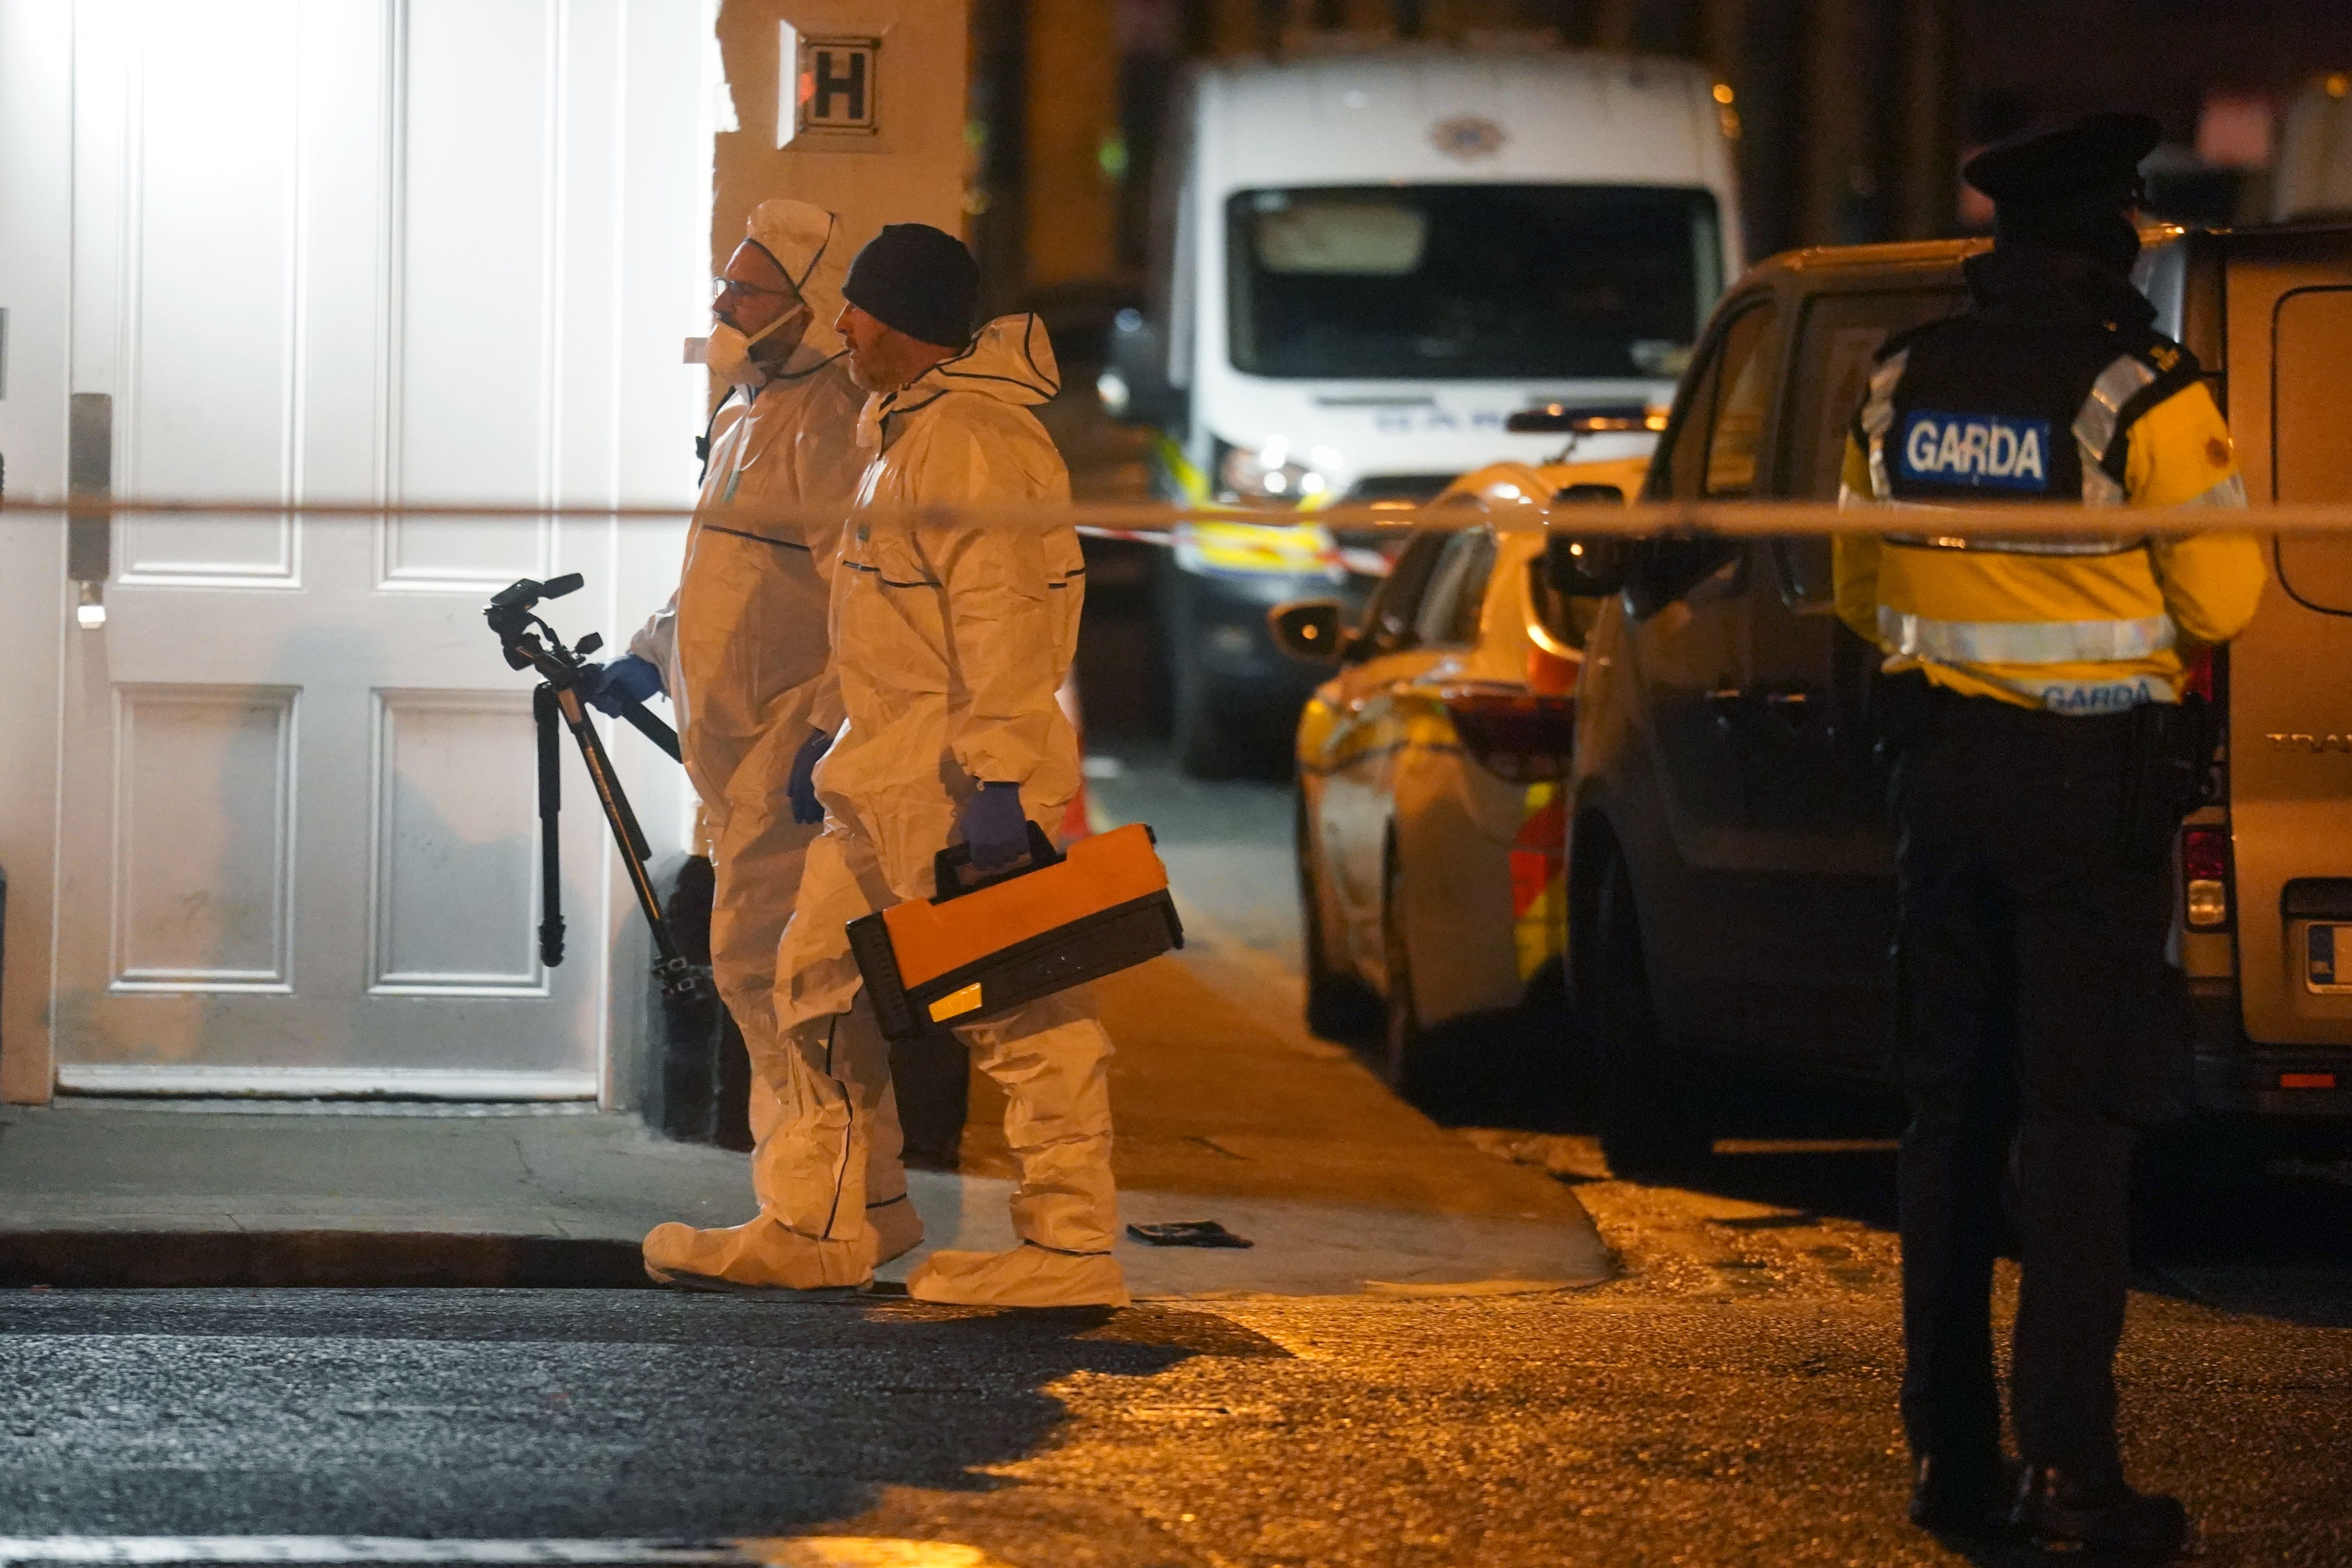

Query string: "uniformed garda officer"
[[1834, 113, 2266, 1555]]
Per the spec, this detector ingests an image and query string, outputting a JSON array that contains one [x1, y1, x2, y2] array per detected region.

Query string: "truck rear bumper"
[[2187, 980, 2352, 1123]]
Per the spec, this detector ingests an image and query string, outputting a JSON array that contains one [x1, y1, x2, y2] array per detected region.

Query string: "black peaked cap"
[[1963, 112, 2162, 210]]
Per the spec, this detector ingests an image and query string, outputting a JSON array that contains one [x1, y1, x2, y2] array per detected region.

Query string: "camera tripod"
[[485, 572, 702, 1000]]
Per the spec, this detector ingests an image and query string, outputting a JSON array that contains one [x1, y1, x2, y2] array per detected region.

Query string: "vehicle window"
[[1633, 298, 1775, 611], [1412, 527, 1498, 647], [1781, 287, 1967, 500], [1761, 286, 1967, 610], [2272, 286, 2352, 614], [1359, 531, 1450, 654], [1654, 320, 1727, 500], [1703, 302, 1781, 497], [1654, 297, 1777, 501], [1226, 184, 1722, 380]]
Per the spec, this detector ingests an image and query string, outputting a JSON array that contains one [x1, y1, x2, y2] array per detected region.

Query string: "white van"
[[1100, 43, 1744, 774], [2274, 72, 2352, 221]]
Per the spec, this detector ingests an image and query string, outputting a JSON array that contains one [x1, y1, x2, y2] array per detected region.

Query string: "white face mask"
[[705, 305, 806, 388]]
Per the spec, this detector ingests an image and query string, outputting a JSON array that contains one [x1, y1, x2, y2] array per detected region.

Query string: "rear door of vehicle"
[[1626, 293, 1780, 860], [2219, 230, 2352, 1052], [1317, 530, 1451, 972], [1620, 269, 1967, 1065], [1379, 525, 1506, 1006], [1734, 274, 1969, 1067], [1614, 290, 1797, 1050]]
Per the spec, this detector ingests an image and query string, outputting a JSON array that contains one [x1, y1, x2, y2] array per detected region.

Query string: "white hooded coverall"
[[628, 202, 921, 1269], [759, 312, 1127, 1306]]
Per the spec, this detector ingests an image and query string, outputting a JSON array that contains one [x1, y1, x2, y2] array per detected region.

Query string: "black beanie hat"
[[842, 224, 980, 350]]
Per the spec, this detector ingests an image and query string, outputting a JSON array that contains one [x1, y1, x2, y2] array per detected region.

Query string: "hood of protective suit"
[[744, 198, 850, 359], [858, 312, 1060, 449]]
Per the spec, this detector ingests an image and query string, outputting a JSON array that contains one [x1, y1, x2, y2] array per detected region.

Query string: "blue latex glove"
[[787, 726, 831, 826], [960, 782, 1029, 871], [579, 653, 663, 717]]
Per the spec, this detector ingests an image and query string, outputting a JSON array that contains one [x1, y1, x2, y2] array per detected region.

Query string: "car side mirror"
[[1268, 599, 1345, 665], [1544, 532, 1629, 598]]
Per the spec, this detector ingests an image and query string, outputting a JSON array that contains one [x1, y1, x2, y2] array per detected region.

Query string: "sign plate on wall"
[[785, 32, 879, 145]]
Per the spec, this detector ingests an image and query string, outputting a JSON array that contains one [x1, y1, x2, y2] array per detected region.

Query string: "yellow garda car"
[[1270, 455, 1642, 1095]]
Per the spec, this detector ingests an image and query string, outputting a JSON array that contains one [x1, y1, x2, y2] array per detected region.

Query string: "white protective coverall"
[[632, 202, 924, 1282], [758, 312, 1127, 1307]]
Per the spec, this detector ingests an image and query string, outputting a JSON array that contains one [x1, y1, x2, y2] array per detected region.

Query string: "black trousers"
[[1889, 693, 2178, 1484]]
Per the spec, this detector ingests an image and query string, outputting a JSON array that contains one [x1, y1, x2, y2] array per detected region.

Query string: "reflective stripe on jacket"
[[1834, 366, 2263, 714]]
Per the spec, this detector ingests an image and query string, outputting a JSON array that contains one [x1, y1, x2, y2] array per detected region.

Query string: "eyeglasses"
[[712, 276, 795, 301]]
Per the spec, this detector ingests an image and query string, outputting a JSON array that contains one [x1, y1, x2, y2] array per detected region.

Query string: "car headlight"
[[1219, 440, 1331, 501]]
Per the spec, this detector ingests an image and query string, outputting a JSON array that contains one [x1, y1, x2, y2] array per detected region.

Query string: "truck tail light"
[[2181, 824, 2231, 929], [1443, 692, 1574, 783]]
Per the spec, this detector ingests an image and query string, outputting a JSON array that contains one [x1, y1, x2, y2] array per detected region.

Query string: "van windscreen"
[[1226, 184, 1721, 380]]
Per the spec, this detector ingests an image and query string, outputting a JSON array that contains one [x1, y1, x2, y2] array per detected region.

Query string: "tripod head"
[[484, 573, 604, 685], [485, 572, 680, 766]]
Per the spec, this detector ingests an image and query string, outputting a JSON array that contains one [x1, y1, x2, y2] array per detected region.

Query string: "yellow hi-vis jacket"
[[1833, 380, 2267, 714]]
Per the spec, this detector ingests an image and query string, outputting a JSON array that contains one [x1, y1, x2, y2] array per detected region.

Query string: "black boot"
[[2011, 1465, 2188, 1559], [1909, 1452, 2010, 1536]]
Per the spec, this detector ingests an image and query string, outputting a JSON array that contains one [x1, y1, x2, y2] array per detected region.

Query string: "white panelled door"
[[51, 0, 696, 1097]]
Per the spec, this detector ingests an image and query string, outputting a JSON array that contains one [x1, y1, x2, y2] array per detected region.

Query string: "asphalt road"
[[6, 761, 2350, 1567]]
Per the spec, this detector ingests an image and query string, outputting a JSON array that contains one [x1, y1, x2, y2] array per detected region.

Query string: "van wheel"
[[1382, 848, 1443, 1104], [1298, 791, 1377, 1041], [1591, 852, 1710, 1178]]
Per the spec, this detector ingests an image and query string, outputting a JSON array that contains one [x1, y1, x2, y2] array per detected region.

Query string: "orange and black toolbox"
[[848, 822, 1184, 1042]]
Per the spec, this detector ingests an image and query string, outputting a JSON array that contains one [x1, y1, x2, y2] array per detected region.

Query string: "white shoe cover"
[[642, 1215, 872, 1292], [905, 1243, 1130, 1308], [869, 1193, 924, 1267]]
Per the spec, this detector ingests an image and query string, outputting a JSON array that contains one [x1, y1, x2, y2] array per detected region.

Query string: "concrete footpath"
[[0, 918, 1608, 1296]]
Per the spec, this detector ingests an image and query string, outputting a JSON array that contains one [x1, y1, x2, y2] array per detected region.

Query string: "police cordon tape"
[[7, 495, 2352, 538]]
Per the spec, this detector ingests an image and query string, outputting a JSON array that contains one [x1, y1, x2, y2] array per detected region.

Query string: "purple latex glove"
[[959, 781, 1028, 870], [578, 653, 663, 717], [787, 726, 831, 826]]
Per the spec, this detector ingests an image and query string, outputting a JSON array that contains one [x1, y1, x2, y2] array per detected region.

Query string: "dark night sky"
[[1963, 0, 2352, 141]]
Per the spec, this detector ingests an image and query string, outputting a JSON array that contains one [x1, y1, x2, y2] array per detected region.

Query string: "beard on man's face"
[[845, 345, 893, 392]]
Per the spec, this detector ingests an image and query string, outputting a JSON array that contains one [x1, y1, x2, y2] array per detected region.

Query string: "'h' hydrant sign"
[[784, 31, 879, 145]]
